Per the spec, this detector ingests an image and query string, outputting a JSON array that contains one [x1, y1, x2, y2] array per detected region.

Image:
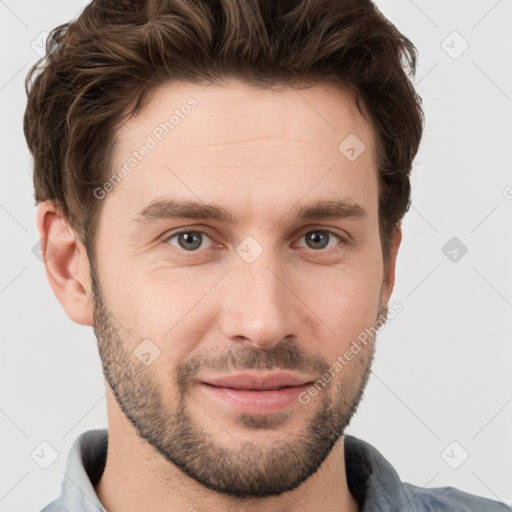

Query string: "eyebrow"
[[133, 198, 367, 225]]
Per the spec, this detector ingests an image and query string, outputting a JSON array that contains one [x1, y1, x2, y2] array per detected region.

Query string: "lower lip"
[[199, 383, 311, 414]]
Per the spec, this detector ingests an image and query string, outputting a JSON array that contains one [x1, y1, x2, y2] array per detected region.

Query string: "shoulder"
[[343, 434, 510, 511], [401, 482, 511, 511]]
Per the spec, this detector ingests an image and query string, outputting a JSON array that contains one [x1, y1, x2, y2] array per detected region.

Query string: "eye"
[[295, 229, 343, 251], [164, 228, 345, 254], [165, 229, 214, 252]]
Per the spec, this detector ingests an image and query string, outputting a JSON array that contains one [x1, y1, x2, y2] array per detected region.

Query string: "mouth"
[[201, 372, 313, 390], [198, 372, 314, 413]]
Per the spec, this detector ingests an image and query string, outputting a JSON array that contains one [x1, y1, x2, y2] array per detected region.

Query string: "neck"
[[95, 413, 359, 512]]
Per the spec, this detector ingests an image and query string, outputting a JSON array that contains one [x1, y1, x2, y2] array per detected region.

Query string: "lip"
[[201, 371, 313, 390], [199, 372, 314, 414]]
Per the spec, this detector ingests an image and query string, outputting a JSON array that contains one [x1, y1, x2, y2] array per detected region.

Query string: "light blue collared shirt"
[[39, 429, 510, 511]]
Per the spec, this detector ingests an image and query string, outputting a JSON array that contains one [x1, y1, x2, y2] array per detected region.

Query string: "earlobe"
[[36, 200, 94, 326]]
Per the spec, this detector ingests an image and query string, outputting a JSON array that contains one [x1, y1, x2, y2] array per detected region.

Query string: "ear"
[[35, 200, 94, 326], [380, 224, 402, 308]]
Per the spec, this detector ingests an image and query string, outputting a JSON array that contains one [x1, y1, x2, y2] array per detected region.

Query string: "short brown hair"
[[24, 0, 423, 265]]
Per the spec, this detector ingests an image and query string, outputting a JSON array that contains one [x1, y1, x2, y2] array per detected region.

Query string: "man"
[[23, 0, 508, 510]]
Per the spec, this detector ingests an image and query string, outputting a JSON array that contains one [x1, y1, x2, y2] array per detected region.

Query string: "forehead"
[[104, 79, 378, 227], [117, 79, 375, 152]]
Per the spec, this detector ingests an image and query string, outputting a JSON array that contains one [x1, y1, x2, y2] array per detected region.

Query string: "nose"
[[218, 247, 300, 351]]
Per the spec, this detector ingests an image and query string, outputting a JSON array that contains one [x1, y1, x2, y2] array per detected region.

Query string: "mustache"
[[175, 340, 331, 390]]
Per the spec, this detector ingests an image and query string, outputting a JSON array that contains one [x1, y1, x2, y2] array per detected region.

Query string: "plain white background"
[[1, 0, 511, 510]]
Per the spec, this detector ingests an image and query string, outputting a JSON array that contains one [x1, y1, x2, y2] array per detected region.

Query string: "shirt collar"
[[57, 429, 416, 512], [59, 429, 107, 511], [344, 434, 418, 511]]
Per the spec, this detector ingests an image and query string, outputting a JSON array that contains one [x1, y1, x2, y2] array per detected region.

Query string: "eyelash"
[[163, 227, 346, 255]]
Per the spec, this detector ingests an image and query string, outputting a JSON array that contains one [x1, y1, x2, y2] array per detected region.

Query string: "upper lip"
[[201, 372, 314, 390]]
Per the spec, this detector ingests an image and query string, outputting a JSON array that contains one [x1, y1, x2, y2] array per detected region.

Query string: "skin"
[[37, 79, 401, 512]]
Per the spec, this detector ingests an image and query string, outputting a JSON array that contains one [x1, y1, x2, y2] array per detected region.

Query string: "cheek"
[[102, 262, 215, 357], [296, 261, 383, 358]]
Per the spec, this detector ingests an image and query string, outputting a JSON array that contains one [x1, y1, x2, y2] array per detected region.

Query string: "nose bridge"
[[219, 238, 296, 349]]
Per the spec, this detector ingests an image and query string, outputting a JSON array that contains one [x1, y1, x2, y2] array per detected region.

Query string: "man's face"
[[90, 80, 393, 498]]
